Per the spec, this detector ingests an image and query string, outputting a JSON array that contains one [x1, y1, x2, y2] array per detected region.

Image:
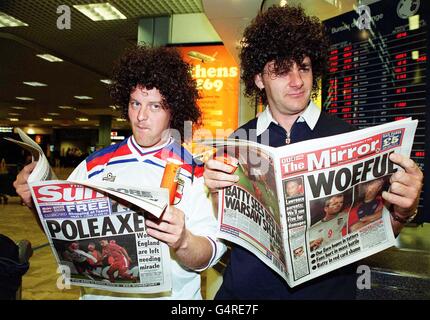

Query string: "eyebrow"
[[129, 98, 162, 104]]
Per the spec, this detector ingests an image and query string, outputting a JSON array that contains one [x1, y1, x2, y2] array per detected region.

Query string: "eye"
[[149, 104, 162, 111], [300, 66, 311, 73], [129, 100, 140, 109]]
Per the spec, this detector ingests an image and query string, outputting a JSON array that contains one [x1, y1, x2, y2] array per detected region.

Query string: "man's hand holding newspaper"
[[13, 161, 37, 208], [382, 153, 423, 234]]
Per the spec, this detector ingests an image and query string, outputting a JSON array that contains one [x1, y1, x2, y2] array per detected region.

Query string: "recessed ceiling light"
[[36, 54, 63, 62], [41, 118, 53, 122], [16, 97, 34, 101], [11, 106, 27, 110], [115, 118, 127, 122], [109, 105, 120, 110], [58, 105, 74, 109], [74, 96, 93, 100], [73, 3, 127, 21], [23, 81, 47, 87], [47, 112, 60, 116], [100, 79, 113, 85], [0, 11, 28, 27], [8, 118, 19, 122], [77, 117, 89, 122]]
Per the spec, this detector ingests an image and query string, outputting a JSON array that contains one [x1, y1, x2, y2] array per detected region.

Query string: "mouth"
[[287, 92, 305, 98]]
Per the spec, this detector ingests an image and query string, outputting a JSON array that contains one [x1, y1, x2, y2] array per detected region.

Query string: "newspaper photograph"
[[202, 118, 417, 287], [29, 180, 172, 293]]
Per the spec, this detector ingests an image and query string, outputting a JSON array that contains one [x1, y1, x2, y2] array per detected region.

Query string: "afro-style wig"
[[240, 5, 329, 105], [109, 45, 201, 140]]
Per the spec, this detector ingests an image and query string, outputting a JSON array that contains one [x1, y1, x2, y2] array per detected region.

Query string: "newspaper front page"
[[208, 118, 417, 287], [29, 180, 172, 293], [5, 129, 173, 293]]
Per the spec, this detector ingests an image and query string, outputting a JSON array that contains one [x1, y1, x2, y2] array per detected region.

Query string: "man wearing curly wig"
[[14, 45, 226, 299], [204, 5, 423, 299]]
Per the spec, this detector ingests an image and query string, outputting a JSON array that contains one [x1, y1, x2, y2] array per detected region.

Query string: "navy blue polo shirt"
[[215, 109, 358, 300]]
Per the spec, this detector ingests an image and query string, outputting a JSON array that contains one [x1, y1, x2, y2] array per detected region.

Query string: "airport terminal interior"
[[0, 0, 429, 300]]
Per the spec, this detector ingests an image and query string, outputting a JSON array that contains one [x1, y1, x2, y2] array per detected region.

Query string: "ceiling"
[[0, 0, 203, 130], [0, 0, 375, 131]]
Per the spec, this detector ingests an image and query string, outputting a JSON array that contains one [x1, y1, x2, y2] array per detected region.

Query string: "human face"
[[325, 196, 344, 216], [286, 181, 300, 196], [99, 240, 108, 247], [364, 179, 384, 201], [128, 86, 171, 148], [255, 57, 313, 117]]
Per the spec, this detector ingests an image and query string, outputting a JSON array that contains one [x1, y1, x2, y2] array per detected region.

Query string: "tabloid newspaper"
[[5, 128, 173, 293], [201, 118, 417, 287]]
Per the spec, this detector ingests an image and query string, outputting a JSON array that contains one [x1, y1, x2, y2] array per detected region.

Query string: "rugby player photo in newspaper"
[[55, 236, 139, 284], [202, 118, 418, 287]]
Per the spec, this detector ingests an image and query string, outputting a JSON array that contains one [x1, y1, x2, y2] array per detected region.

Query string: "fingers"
[[145, 207, 186, 249], [390, 153, 423, 179], [382, 190, 417, 211], [204, 158, 239, 190], [382, 153, 423, 213], [389, 166, 423, 191], [13, 162, 37, 207], [205, 158, 238, 174]]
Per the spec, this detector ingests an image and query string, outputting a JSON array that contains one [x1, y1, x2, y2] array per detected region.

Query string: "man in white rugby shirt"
[[309, 194, 348, 251], [13, 45, 226, 300]]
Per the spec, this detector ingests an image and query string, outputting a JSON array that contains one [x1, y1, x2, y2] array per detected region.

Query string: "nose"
[[289, 69, 304, 88], [137, 105, 149, 121]]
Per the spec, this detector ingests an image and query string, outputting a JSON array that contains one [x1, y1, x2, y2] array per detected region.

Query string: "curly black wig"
[[240, 5, 329, 104], [109, 45, 201, 140]]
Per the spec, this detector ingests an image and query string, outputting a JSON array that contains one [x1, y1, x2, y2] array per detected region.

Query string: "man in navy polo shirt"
[[204, 4, 423, 299]]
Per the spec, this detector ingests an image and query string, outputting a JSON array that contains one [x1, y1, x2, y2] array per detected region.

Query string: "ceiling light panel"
[[36, 54, 63, 62], [23, 81, 47, 87], [113, 0, 203, 17], [16, 96, 34, 101], [74, 96, 93, 100], [0, 11, 28, 27], [73, 3, 127, 21]]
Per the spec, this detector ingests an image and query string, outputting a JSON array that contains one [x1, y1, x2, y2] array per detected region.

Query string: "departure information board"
[[322, 0, 429, 222]]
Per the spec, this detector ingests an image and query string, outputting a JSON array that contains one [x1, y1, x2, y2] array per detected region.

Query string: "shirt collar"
[[256, 100, 321, 136], [129, 135, 173, 157]]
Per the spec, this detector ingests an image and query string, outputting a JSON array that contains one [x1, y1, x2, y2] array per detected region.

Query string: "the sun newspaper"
[[5, 129, 173, 293], [200, 118, 417, 287]]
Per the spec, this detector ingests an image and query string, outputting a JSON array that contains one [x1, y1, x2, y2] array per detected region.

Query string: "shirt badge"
[[102, 172, 116, 182]]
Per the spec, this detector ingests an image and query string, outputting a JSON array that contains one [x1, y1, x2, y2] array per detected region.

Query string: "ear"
[[254, 73, 264, 90]]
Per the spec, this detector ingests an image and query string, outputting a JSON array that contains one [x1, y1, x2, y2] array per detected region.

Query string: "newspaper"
[[4, 128, 57, 182], [5, 129, 172, 293], [199, 118, 417, 287]]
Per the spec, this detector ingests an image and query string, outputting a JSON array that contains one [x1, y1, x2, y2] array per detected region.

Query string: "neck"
[[269, 103, 309, 133], [323, 214, 336, 222]]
